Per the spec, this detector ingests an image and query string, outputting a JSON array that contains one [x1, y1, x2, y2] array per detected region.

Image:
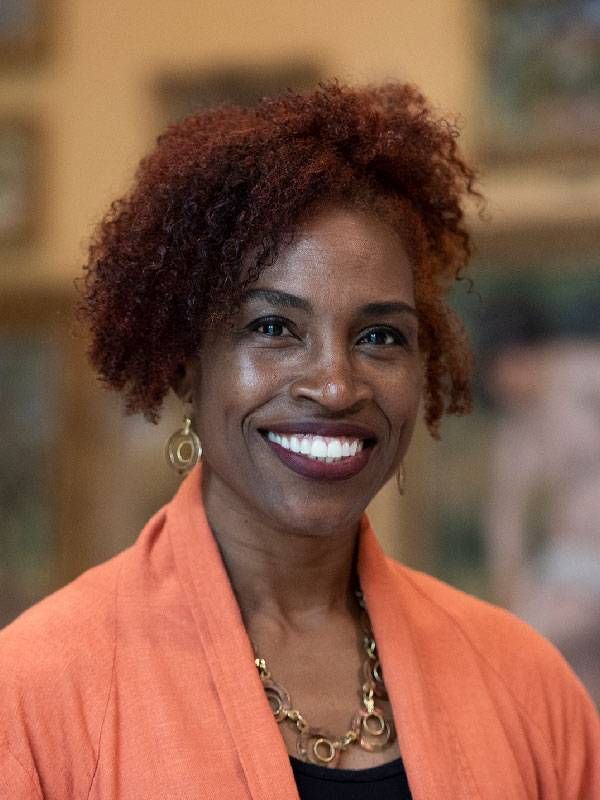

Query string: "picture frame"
[[405, 223, 600, 699], [0, 118, 39, 244], [0, 284, 184, 628], [0, 287, 73, 627], [481, 0, 600, 165], [412, 223, 600, 583], [155, 59, 323, 127]]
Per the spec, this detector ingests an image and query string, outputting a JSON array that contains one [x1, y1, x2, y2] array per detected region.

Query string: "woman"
[[1, 83, 598, 799]]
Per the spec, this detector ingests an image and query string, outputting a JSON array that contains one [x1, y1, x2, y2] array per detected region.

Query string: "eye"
[[248, 316, 293, 338], [357, 326, 406, 346]]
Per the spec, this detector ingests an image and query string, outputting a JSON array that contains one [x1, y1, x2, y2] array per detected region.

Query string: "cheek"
[[383, 367, 422, 463], [235, 350, 280, 395], [391, 366, 422, 455], [379, 358, 422, 418], [192, 347, 280, 437]]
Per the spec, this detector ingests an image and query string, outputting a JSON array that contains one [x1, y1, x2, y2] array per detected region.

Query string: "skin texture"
[[178, 206, 422, 767]]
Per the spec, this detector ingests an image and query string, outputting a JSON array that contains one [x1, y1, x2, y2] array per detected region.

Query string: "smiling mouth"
[[264, 431, 373, 462], [259, 430, 377, 480]]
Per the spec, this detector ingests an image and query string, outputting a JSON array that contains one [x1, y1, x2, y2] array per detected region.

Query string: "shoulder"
[[388, 560, 600, 790], [0, 504, 173, 795], [390, 559, 581, 693], [0, 502, 168, 672], [0, 548, 129, 792], [0, 547, 125, 672]]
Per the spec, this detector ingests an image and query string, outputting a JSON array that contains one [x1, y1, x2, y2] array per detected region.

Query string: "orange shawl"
[[1, 467, 599, 798]]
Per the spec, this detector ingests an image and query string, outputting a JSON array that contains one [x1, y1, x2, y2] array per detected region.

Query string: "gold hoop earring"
[[165, 416, 202, 474], [396, 463, 406, 496]]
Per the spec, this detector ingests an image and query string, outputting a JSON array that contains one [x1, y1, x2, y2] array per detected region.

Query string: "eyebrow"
[[242, 289, 418, 318], [242, 288, 310, 312], [361, 301, 418, 319]]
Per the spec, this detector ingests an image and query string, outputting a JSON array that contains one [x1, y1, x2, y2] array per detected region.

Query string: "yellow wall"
[[0, 0, 478, 286]]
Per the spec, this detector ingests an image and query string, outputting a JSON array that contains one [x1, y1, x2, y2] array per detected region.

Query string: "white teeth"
[[300, 437, 311, 454], [326, 439, 343, 459], [310, 437, 328, 458], [266, 432, 367, 462]]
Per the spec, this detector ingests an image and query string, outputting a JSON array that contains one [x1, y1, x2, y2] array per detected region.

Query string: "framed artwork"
[[0, 286, 184, 627], [0, 0, 46, 61], [0, 119, 38, 243], [156, 59, 322, 126], [0, 289, 70, 627], [410, 227, 600, 699], [0, 334, 61, 625], [482, 0, 600, 164]]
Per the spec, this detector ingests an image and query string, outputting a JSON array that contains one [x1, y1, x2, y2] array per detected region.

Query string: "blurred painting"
[[0, 333, 62, 626], [156, 60, 322, 126], [0, 0, 44, 59], [484, 0, 600, 162], [426, 253, 600, 701], [0, 283, 185, 628], [0, 120, 37, 242]]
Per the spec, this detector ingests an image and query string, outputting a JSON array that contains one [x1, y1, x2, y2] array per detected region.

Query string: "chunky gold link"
[[254, 583, 396, 766], [287, 708, 309, 733], [338, 730, 359, 748], [362, 685, 376, 714], [254, 657, 269, 678]]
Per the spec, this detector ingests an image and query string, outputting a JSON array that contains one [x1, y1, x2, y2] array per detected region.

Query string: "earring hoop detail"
[[396, 463, 406, 496], [165, 416, 202, 474]]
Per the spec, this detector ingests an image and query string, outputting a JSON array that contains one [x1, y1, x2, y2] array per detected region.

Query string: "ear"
[[172, 361, 194, 404]]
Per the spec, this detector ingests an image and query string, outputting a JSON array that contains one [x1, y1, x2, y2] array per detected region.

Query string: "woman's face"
[[185, 206, 422, 537]]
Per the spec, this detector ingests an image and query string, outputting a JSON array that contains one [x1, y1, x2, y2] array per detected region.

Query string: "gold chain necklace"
[[254, 587, 396, 767]]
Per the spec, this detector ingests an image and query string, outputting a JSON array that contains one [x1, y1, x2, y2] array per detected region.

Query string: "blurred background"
[[1, 0, 599, 701]]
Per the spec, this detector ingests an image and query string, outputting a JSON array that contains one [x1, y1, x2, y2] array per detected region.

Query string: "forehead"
[[251, 207, 414, 303]]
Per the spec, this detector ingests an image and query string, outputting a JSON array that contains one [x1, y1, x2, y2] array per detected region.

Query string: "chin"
[[263, 491, 371, 539]]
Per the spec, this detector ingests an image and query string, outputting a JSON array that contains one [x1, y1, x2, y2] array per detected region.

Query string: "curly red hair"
[[79, 81, 479, 437]]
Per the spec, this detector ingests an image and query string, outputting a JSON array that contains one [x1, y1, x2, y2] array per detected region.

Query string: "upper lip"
[[259, 421, 378, 440]]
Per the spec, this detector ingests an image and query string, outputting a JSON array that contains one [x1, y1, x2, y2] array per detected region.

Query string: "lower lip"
[[264, 439, 373, 481]]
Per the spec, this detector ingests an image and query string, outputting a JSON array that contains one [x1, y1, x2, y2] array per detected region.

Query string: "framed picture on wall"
[[0, 0, 46, 61], [0, 119, 38, 243], [411, 225, 600, 700], [0, 285, 182, 628], [0, 288, 72, 628], [482, 0, 600, 164], [155, 59, 323, 127]]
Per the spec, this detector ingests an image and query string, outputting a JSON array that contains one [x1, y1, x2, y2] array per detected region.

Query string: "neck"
[[201, 467, 362, 632]]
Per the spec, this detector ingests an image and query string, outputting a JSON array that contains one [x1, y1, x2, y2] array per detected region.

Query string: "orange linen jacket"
[[1, 467, 599, 800]]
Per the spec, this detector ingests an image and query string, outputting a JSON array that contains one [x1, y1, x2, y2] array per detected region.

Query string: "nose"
[[290, 346, 373, 412]]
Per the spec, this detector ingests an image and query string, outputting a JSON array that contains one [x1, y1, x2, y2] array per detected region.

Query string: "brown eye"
[[358, 327, 405, 346], [258, 321, 284, 336], [249, 316, 293, 337]]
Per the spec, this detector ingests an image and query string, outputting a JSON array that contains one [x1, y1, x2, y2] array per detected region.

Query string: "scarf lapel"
[[166, 467, 300, 800]]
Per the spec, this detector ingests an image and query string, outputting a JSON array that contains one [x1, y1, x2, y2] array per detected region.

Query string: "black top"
[[290, 756, 412, 800]]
